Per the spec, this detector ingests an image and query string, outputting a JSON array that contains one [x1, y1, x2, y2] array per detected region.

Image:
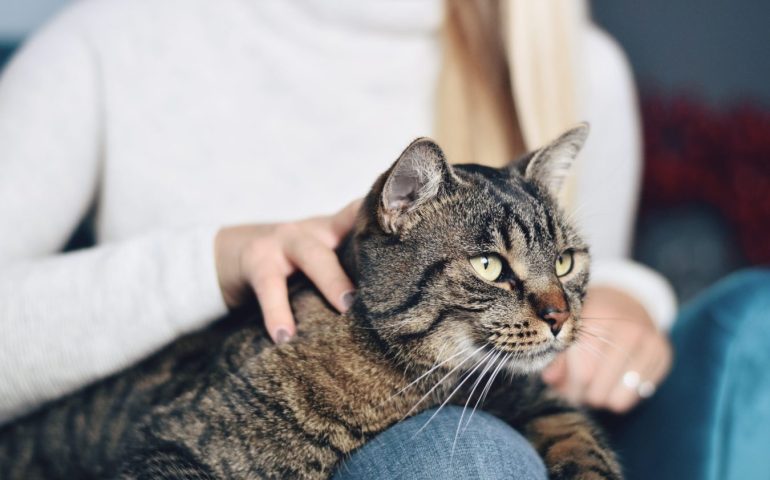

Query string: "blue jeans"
[[333, 406, 547, 479], [608, 268, 770, 480], [335, 269, 770, 479]]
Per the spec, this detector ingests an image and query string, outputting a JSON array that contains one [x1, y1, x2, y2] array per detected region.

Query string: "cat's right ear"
[[511, 123, 589, 198], [379, 137, 452, 234]]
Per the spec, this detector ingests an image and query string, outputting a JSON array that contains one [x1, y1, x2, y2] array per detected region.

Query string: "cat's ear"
[[379, 137, 451, 234], [513, 123, 589, 197]]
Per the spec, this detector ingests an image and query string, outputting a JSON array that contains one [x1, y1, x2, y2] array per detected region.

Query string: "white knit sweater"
[[0, 0, 675, 423]]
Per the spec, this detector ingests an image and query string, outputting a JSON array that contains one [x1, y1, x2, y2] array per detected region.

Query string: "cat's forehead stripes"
[[453, 164, 565, 254]]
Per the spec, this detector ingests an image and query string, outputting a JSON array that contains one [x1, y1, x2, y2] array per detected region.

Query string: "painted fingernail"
[[275, 329, 291, 345], [341, 291, 356, 311]]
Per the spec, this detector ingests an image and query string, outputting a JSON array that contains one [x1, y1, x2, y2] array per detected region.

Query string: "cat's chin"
[[502, 345, 561, 375]]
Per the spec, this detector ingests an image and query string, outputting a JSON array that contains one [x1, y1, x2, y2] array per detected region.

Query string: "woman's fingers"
[[542, 353, 568, 386], [603, 351, 650, 413], [542, 327, 606, 403], [607, 332, 670, 413], [216, 200, 362, 345], [558, 315, 666, 413], [251, 230, 354, 344], [285, 235, 355, 313], [583, 322, 642, 408], [561, 341, 602, 404], [251, 267, 296, 344], [555, 286, 675, 412], [647, 337, 673, 386], [603, 332, 669, 413]]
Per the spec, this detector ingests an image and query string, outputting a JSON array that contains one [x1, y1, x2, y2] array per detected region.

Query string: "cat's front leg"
[[522, 409, 621, 480], [477, 378, 622, 480]]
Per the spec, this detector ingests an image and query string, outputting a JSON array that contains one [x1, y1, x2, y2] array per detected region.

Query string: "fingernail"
[[341, 291, 355, 311], [275, 329, 291, 345]]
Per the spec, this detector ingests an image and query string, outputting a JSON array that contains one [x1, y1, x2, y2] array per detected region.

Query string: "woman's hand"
[[542, 286, 673, 413], [214, 200, 361, 344]]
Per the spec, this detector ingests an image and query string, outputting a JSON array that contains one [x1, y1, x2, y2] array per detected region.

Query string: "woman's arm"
[[0, 10, 229, 424], [0, 6, 359, 425], [0, 229, 228, 424]]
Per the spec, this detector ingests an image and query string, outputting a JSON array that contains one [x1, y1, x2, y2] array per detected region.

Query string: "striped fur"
[[0, 127, 621, 479]]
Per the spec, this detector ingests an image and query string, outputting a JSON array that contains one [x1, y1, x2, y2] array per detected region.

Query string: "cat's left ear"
[[379, 137, 452, 234], [513, 123, 589, 197]]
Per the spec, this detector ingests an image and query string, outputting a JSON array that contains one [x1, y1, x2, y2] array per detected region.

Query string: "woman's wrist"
[[590, 259, 678, 331], [585, 285, 656, 330], [215, 224, 270, 309]]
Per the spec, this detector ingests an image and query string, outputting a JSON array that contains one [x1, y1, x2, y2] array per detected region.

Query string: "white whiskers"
[[383, 347, 469, 407], [403, 343, 488, 420], [412, 347, 494, 438], [449, 348, 502, 462], [462, 351, 512, 435]]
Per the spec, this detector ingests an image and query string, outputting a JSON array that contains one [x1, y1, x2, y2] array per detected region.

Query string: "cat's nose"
[[539, 308, 569, 335]]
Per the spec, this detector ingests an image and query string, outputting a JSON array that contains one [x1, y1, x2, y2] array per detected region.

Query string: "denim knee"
[[680, 267, 770, 335], [333, 406, 547, 480], [610, 269, 770, 480], [688, 269, 770, 480], [670, 267, 770, 395]]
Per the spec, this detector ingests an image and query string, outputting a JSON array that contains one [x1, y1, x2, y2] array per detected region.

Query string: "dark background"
[[594, 0, 770, 106], [1, 0, 768, 302], [593, 0, 770, 300]]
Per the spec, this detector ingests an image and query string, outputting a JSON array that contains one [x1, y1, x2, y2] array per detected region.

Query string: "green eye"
[[470, 254, 504, 282], [555, 250, 574, 277]]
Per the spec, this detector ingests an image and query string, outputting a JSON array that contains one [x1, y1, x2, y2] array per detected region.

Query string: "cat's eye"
[[555, 250, 574, 277], [470, 254, 504, 282]]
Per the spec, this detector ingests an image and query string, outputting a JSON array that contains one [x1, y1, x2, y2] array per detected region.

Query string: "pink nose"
[[540, 308, 569, 335]]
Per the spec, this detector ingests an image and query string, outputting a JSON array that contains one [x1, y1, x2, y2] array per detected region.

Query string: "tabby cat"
[[0, 124, 621, 479]]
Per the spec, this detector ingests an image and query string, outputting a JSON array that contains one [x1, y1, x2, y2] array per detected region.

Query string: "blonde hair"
[[435, 0, 588, 167]]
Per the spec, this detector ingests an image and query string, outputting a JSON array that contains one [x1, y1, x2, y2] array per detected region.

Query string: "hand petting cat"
[[214, 199, 361, 344], [542, 286, 673, 413]]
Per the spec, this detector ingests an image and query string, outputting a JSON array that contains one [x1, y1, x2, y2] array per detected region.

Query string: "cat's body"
[[0, 285, 443, 479], [0, 127, 622, 479]]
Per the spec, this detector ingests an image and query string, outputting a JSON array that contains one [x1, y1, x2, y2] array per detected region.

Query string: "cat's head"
[[348, 125, 590, 374]]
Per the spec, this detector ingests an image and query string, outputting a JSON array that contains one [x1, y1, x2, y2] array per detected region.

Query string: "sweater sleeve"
[[574, 25, 677, 331], [0, 7, 227, 424]]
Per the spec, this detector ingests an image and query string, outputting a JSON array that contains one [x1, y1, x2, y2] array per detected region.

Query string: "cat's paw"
[[550, 467, 621, 480], [543, 434, 622, 480], [548, 456, 622, 480], [531, 413, 622, 480]]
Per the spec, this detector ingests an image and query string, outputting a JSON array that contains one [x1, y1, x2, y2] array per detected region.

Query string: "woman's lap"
[[333, 406, 547, 480], [608, 268, 770, 480]]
